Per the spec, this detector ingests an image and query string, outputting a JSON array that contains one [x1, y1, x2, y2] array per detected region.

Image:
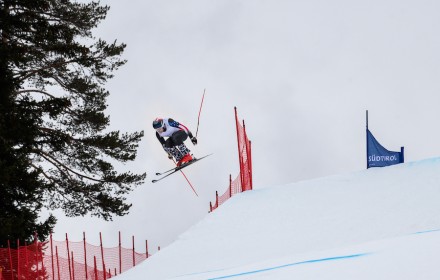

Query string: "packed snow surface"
[[115, 158, 440, 279]]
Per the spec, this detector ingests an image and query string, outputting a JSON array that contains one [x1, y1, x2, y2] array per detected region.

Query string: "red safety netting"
[[46, 235, 150, 279], [210, 107, 252, 212], [0, 241, 45, 280], [237, 115, 252, 192], [0, 233, 152, 280]]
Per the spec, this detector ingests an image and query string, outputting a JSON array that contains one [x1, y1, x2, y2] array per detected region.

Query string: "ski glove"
[[191, 137, 197, 145]]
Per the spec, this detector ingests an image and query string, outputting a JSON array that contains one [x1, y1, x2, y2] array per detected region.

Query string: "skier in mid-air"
[[153, 117, 198, 166]]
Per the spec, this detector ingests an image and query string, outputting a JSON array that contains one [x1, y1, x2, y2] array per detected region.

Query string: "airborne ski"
[[152, 154, 212, 183]]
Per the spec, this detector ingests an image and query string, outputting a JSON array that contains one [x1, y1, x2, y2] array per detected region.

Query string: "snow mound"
[[116, 158, 440, 279]]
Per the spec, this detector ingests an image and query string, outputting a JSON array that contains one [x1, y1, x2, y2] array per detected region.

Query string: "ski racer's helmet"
[[152, 118, 164, 129]]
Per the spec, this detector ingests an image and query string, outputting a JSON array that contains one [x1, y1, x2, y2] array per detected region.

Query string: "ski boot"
[[177, 153, 193, 166], [175, 144, 193, 166]]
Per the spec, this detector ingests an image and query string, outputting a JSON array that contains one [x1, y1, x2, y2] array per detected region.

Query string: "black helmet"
[[152, 118, 164, 129]]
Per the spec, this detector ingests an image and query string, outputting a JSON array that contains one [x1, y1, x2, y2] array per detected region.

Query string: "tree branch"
[[30, 163, 56, 184], [35, 149, 106, 183], [17, 89, 81, 117], [15, 59, 77, 82], [17, 89, 57, 98]]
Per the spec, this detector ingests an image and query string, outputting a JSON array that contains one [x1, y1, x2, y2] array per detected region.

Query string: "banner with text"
[[367, 129, 403, 168]]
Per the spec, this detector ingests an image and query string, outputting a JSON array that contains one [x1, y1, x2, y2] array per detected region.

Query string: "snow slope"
[[115, 158, 440, 279]]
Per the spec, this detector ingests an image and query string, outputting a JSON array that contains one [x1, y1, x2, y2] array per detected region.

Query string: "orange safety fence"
[[210, 107, 252, 212]]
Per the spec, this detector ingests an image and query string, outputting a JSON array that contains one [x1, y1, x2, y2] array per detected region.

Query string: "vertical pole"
[[242, 120, 247, 191], [16, 239, 20, 280], [366, 110, 369, 129], [7, 240, 13, 280], [50, 233, 55, 280], [93, 256, 98, 280], [71, 252, 75, 280], [56, 246, 61, 280], [25, 241, 29, 280], [234, 107, 245, 190], [215, 191, 219, 208], [34, 233, 41, 280], [66, 233, 72, 280], [195, 89, 206, 138], [132, 236, 135, 267], [83, 232, 88, 280], [119, 231, 122, 274], [400, 146, 405, 163], [366, 110, 369, 169], [209, 202, 213, 212], [39, 240, 45, 280], [145, 240, 149, 259], [99, 232, 106, 280], [242, 120, 252, 191], [248, 140, 253, 190]]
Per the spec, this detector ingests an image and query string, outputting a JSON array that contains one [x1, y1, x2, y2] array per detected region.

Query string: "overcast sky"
[[50, 0, 440, 251]]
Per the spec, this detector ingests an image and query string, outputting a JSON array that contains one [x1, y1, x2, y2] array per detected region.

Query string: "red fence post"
[[243, 120, 247, 189], [132, 236, 135, 267], [50, 234, 55, 280], [37, 241, 41, 279], [119, 231, 122, 274], [25, 241, 29, 280], [7, 240, 13, 280], [71, 252, 75, 280], [33, 233, 42, 280], [243, 121, 253, 191], [56, 246, 61, 280], [248, 140, 253, 190], [242, 121, 247, 191], [93, 256, 98, 280], [39, 240, 45, 280], [84, 232, 88, 280], [99, 232, 106, 280], [66, 233, 72, 280], [17, 239, 20, 280]]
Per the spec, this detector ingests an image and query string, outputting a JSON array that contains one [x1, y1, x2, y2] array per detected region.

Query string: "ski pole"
[[178, 169, 199, 197], [171, 158, 199, 196], [195, 89, 206, 138]]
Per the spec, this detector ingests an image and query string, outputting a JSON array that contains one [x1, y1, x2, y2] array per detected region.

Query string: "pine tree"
[[0, 0, 146, 245]]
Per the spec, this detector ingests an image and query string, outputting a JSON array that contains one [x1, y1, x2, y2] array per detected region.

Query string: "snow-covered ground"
[[115, 157, 440, 279]]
